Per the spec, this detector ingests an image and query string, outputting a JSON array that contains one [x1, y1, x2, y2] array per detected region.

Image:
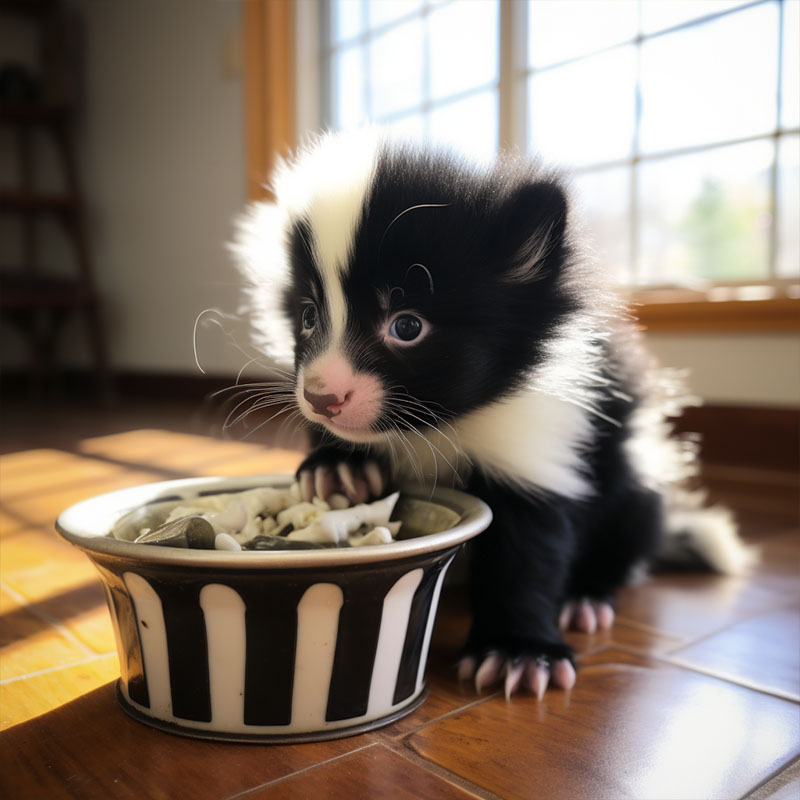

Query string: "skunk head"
[[234, 131, 580, 445]]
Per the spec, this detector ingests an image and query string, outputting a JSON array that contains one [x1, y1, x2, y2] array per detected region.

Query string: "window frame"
[[245, 0, 800, 331]]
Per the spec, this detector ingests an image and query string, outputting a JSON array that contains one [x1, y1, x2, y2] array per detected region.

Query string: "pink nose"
[[304, 388, 352, 418]]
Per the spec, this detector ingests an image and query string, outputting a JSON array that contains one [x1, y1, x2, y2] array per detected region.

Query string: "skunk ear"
[[496, 181, 568, 283]]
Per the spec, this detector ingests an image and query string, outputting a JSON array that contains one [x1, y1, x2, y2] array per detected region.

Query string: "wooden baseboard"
[[2, 370, 796, 473], [673, 404, 799, 473]]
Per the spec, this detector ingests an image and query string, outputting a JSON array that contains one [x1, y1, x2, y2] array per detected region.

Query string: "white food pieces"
[[214, 532, 242, 551], [288, 492, 401, 545], [125, 482, 402, 550], [349, 527, 394, 547]]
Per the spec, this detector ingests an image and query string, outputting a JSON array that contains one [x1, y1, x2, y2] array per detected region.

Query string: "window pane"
[[777, 134, 800, 279], [332, 45, 367, 129], [637, 141, 774, 285], [369, 17, 424, 118], [429, 90, 498, 162], [783, 0, 800, 129], [331, 0, 364, 43], [528, 46, 636, 167], [429, 0, 499, 101], [385, 111, 426, 140], [368, 0, 423, 29], [528, 0, 637, 67], [572, 167, 632, 284], [641, 0, 751, 34], [640, 3, 779, 153]]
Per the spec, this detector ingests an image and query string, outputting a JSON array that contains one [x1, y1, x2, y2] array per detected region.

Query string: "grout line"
[[387, 739, 501, 800], [221, 742, 379, 800], [662, 598, 800, 657], [605, 643, 800, 704], [0, 651, 117, 685], [741, 753, 800, 799], [0, 581, 96, 659], [382, 688, 502, 740]]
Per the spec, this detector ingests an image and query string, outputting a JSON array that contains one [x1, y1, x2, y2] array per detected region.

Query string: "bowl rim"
[[55, 474, 493, 568]]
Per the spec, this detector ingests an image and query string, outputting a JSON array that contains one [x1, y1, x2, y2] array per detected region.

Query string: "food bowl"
[[55, 475, 492, 743]]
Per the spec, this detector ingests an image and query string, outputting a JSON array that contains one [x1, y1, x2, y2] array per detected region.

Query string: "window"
[[319, 0, 800, 318]]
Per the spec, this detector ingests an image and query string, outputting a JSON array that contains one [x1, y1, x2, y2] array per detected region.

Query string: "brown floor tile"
[[0, 682, 377, 800], [408, 652, 800, 800], [615, 571, 790, 642], [245, 743, 481, 799], [2, 469, 166, 528], [0, 653, 119, 730], [0, 588, 90, 680], [668, 604, 800, 700]]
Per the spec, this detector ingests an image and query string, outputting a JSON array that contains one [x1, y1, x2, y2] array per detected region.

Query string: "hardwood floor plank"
[[408, 653, 800, 800], [240, 744, 482, 799], [0, 683, 378, 800]]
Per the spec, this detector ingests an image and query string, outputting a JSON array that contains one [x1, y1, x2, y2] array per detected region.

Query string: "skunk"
[[231, 130, 753, 698]]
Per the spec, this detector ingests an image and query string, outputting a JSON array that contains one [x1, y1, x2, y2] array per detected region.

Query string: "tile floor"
[[0, 397, 798, 799]]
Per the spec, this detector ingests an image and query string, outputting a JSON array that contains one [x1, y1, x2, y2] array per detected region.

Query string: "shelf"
[[0, 272, 96, 309], [0, 102, 73, 124], [0, 191, 79, 213]]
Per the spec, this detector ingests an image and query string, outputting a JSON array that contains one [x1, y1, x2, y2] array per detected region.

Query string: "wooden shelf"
[[0, 272, 96, 309], [0, 101, 72, 124], [0, 191, 79, 212]]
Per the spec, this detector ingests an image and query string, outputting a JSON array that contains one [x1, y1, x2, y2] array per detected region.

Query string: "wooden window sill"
[[631, 297, 800, 333]]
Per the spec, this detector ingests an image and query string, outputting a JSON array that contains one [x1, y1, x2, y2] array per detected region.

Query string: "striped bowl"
[[55, 475, 492, 743]]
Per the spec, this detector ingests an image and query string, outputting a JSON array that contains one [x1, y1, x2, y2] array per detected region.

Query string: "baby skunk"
[[231, 130, 753, 698]]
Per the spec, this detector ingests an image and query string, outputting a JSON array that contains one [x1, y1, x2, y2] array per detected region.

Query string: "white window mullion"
[[498, 0, 528, 152]]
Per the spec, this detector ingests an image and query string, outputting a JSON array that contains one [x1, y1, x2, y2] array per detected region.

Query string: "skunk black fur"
[[232, 130, 751, 696]]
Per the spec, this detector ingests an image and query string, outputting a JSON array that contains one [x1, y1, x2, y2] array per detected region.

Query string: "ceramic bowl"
[[55, 475, 491, 743]]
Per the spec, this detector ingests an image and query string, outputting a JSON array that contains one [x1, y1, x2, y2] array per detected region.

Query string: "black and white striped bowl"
[[55, 475, 491, 743]]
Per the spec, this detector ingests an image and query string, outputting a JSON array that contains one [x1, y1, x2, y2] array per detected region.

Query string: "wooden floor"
[[1, 396, 798, 800]]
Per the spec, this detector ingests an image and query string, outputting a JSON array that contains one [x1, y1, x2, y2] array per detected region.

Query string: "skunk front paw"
[[559, 598, 615, 634], [458, 640, 576, 700], [296, 446, 387, 504]]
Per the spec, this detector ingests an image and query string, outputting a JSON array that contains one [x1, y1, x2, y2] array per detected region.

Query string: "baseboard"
[[673, 404, 799, 473], [2, 369, 796, 473]]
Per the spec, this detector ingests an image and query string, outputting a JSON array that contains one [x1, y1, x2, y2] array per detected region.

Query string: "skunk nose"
[[303, 388, 351, 418]]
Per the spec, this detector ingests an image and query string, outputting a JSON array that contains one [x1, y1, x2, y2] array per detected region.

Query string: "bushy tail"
[[656, 490, 759, 575]]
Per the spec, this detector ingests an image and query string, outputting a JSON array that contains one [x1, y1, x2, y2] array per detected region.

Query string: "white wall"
[[2, 1, 797, 408], [1, 0, 252, 376], [645, 333, 800, 407]]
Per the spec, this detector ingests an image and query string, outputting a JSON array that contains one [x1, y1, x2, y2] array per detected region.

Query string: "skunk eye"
[[301, 304, 317, 331], [389, 314, 423, 342]]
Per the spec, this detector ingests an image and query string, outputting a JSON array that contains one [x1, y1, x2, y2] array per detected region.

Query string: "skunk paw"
[[457, 653, 576, 700], [558, 598, 615, 634], [296, 447, 387, 504]]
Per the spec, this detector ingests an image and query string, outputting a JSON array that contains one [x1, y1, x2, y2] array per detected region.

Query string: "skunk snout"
[[303, 389, 351, 419], [298, 354, 384, 441]]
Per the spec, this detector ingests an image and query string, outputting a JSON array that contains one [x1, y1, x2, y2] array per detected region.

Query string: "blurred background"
[[0, 0, 797, 437]]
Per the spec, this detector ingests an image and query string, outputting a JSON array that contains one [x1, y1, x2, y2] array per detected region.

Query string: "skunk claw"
[[298, 470, 314, 502], [551, 658, 577, 690], [524, 659, 551, 700], [314, 466, 336, 502], [457, 656, 477, 683], [560, 597, 615, 633], [504, 660, 525, 700], [475, 652, 504, 694]]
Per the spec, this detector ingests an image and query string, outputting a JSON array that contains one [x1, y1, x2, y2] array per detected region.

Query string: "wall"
[[2, 1, 796, 408], [645, 332, 799, 408], [1, 0, 252, 377]]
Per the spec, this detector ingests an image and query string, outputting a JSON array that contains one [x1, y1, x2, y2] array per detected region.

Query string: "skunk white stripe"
[[200, 583, 247, 728], [455, 392, 594, 498], [276, 130, 381, 348], [124, 572, 172, 717], [367, 568, 424, 717], [291, 583, 344, 729]]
